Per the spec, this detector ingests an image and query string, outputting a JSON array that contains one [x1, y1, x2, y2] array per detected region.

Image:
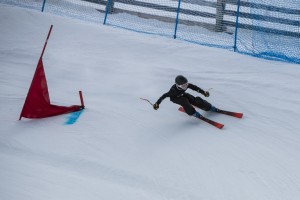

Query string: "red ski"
[[214, 109, 243, 118], [178, 107, 224, 129]]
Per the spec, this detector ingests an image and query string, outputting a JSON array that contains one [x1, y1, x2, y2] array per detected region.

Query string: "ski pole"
[[140, 98, 154, 106], [207, 88, 213, 92]]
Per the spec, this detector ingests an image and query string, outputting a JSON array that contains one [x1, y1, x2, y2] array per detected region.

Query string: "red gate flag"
[[19, 25, 84, 120]]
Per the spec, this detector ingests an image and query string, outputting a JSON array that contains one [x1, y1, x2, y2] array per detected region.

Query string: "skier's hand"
[[204, 91, 210, 97], [153, 103, 159, 110]]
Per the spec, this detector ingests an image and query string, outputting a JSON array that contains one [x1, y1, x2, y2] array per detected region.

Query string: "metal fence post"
[[108, 0, 115, 14], [41, 0, 47, 12], [215, 0, 226, 32], [233, 0, 241, 52], [174, 0, 181, 39]]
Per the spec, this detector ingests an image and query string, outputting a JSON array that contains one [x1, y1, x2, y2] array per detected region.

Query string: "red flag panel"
[[19, 58, 82, 119]]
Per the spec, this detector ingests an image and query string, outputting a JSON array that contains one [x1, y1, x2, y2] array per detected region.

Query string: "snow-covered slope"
[[1, 4, 300, 200]]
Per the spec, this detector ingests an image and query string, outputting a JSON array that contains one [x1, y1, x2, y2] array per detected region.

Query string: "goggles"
[[176, 82, 188, 90]]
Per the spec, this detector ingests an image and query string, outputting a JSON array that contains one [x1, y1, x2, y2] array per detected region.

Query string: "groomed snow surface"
[[1, 4, 300, 200]]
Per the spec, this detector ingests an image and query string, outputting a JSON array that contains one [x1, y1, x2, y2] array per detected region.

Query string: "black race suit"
[[155, 83, 211, 115]]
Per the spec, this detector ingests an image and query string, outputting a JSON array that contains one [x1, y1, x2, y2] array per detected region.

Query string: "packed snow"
[[1, 4, 300, 200]]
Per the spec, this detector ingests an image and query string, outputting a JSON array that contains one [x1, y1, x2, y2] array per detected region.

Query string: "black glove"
[[153, 103, 159, 110], [204, 91, 210, 97]]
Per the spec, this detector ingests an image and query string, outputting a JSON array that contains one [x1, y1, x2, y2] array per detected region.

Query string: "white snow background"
[[1, 4, 300, 200]]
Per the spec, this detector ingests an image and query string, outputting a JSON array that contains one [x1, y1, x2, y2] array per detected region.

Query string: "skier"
[[153, 75, 217, 118]]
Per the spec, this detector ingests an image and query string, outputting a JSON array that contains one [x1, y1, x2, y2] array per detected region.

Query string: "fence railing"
[[1, 0, 299, 64]]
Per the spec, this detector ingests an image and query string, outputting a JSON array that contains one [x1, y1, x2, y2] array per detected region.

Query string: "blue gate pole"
[[103, 0, 111, 25], [41, 0, 47, 12], [173, 0, 181, 39], [233, 0, 241, 52]]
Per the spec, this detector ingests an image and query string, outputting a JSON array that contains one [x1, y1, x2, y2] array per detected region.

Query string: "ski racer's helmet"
[[175, 75, 188, 90]]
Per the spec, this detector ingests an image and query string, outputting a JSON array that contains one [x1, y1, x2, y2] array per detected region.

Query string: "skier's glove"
[[204, 91, 210, 97], [153, 103, 159, 110]]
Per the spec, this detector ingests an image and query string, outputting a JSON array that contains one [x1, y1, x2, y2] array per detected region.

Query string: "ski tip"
[[236, 113, 243, 118], [217, 124, 224, 129], [178, 107, 184, 112]]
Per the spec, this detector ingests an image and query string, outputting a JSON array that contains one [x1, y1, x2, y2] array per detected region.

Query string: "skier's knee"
[[194, 97, 211, 111]]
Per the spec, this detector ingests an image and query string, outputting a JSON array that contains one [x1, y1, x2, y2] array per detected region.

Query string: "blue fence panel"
[[176, 0, 235, 49], [1, 0, 299, 64], [42, 0, 106, 24], [233, 0, 300, 63], [0, 0, 43, 11], [104, 0, 179, 37]]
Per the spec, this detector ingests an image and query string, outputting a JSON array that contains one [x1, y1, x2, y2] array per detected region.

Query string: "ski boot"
[[210, 105, 218, 112], [193, 111, 202, 118]]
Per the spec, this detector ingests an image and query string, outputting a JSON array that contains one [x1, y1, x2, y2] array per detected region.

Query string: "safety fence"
[[1, 0, 299, 64]]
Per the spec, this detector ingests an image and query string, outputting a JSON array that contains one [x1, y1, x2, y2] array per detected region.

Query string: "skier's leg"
[[186, 94, 213, 111], [171, 97, 196, 116], [195, 97, 219, 111], [196, 98, 219, 112]]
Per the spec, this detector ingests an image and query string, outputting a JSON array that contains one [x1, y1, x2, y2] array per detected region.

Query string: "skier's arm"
[[153, 91, 171, 110], [156, 92, 170, 105], [188, 83, 206, 95]]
